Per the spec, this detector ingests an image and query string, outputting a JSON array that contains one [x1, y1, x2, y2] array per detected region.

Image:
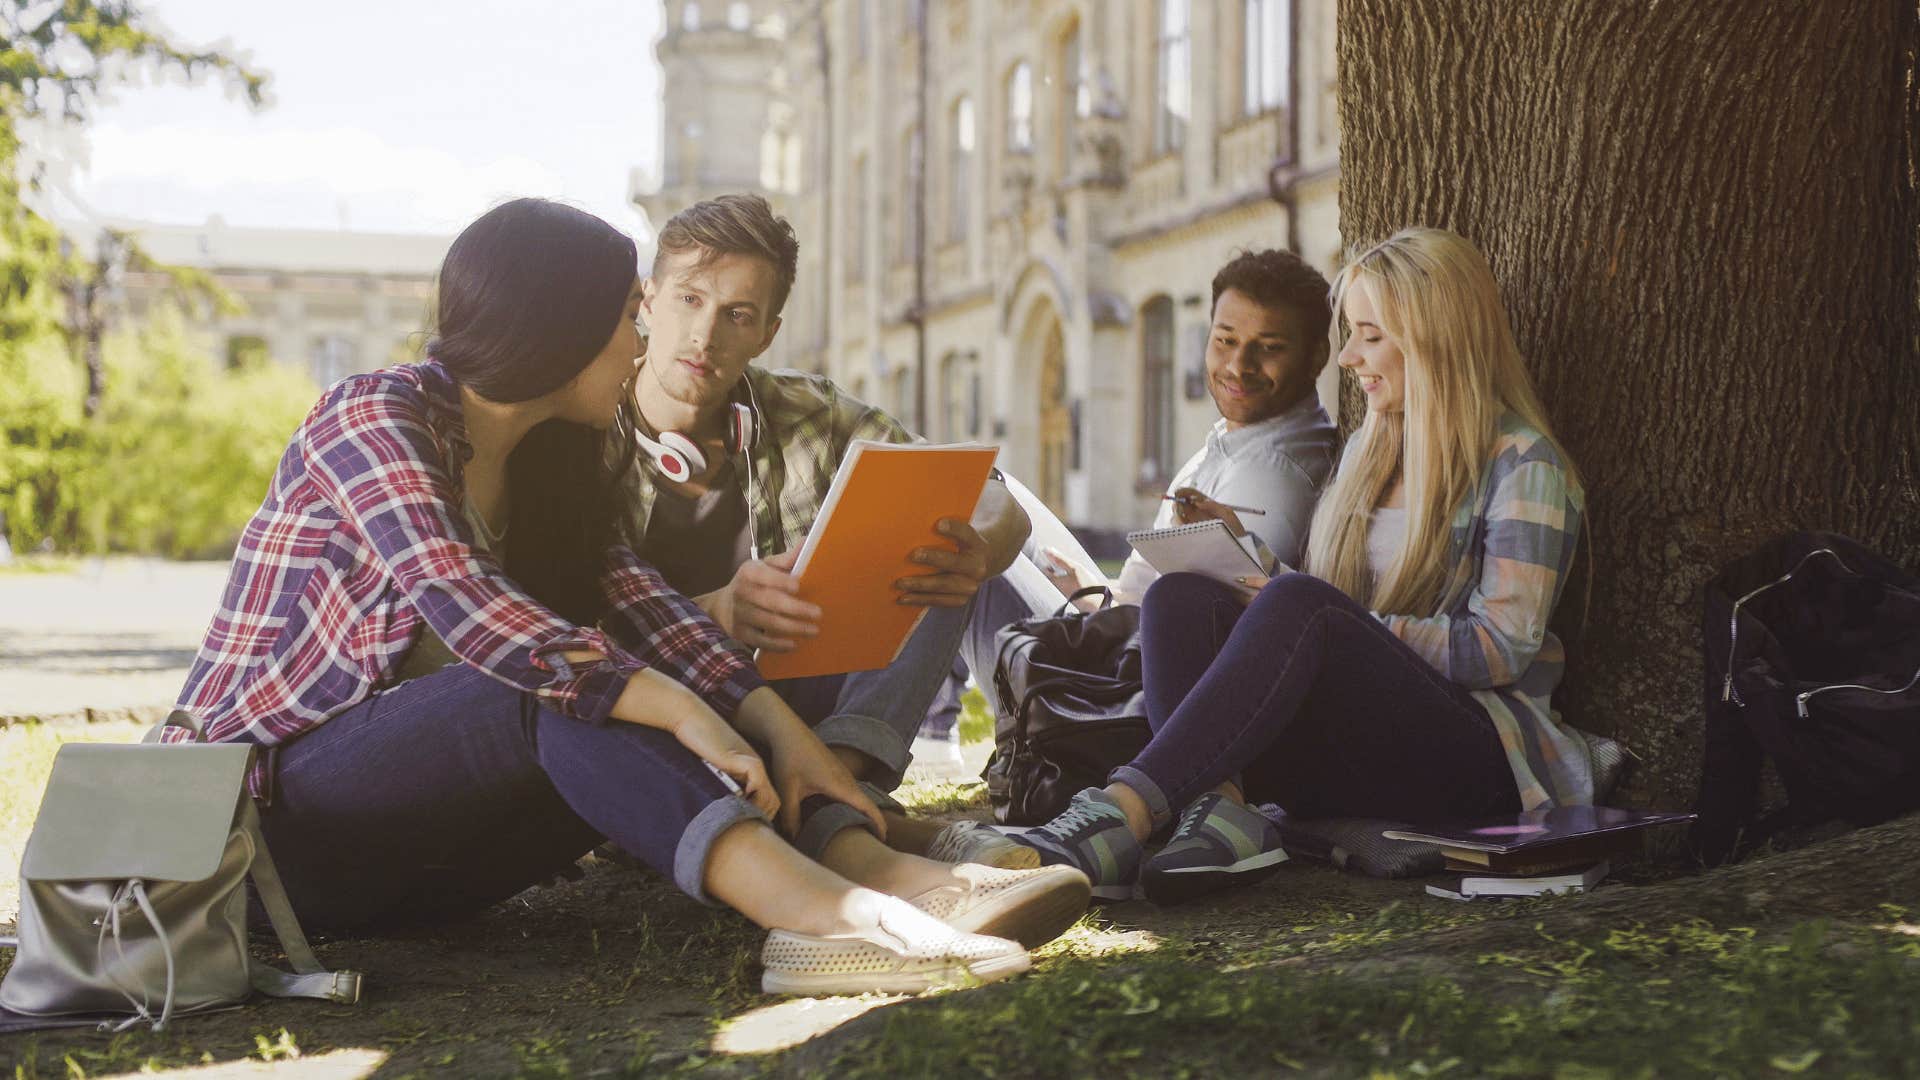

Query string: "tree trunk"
[[1335, 0, 1920, 805]]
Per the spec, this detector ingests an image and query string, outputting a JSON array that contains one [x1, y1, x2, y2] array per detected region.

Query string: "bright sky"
[[39, 0, 664, 240]]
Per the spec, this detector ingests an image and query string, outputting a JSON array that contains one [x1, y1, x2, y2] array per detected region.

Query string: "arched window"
[[1006, 62, 1034, 154], [727, 2, 751, 31], [1056, 20, 1085, 174], [681, 2, 701, 33], [1243, 0, 1289, 116], [1140, 297, 1177, 483], [1153, 0, 1191, 154], [948, 97, 976, 243]]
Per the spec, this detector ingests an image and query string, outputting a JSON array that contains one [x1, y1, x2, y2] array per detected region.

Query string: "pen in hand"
[[1161, 493, 1268, 516]]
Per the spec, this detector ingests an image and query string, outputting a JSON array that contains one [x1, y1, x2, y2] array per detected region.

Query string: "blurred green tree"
[[1, 2, 317, 557]]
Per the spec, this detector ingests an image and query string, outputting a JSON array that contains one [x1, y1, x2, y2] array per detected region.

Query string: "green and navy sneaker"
[[1009, 788, 1142, 901], [1141, 793, 1289, 905]]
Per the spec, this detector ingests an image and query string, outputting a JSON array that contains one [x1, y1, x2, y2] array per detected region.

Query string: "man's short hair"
[[652, 194, 801, 317], [1210, 248, 1333, 344]]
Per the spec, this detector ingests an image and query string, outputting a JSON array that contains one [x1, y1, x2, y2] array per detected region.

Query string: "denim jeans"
[[257, 664, 763, 932], [1109, 572, 1521, 830], [778, 599, 974, 796]]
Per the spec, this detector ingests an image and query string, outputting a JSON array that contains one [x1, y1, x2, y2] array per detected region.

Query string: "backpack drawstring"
[[95, 879, 177, 1032]]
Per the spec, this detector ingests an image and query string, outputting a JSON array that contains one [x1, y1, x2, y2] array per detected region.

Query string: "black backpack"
[[983, 588, 1153, 825], [1691, 531, 1920, 865]]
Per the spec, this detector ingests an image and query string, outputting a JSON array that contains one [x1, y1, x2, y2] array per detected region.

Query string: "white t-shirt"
[[1111, 395, 1337, 603]]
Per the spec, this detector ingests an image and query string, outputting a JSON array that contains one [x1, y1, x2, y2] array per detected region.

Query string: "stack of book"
[[1383, 806, 1696, 902]]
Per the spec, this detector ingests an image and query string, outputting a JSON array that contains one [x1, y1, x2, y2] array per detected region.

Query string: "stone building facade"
[[117, 218, 446, 389], [634, 0, 1341, 533]]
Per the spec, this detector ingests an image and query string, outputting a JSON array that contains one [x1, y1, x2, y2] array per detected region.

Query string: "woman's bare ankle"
[[1103, 782, 1155, 842], [820, 828, 958, 897]]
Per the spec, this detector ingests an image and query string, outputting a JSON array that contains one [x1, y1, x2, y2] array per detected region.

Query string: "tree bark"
[[1335, 0, 1920, 805]]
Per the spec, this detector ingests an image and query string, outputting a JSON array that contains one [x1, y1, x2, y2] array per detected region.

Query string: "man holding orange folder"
[[606, 195, 1040, 870]]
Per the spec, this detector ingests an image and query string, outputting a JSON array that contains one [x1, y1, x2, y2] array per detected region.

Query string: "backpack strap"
[[236, 800, 362, 1005]]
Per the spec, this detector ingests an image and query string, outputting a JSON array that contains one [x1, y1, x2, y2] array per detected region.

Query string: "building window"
[[940, 351, 982, 440], [1153, 0, 1191, 155], [896, 126, 920, 267], [1243, 0, 1289, 116], [727, 1, 750, 31], [225, 334, 269, 371], [1140, 297, 1176, 483], [848, 153, 869, 280], [856, 0, 872, 59], [1057, 22, 1085, 173], [681, 2, 700, 32], [1006, 62, 1033, 154], [948, 96, 975, 244], [311, 334, 359, 390]]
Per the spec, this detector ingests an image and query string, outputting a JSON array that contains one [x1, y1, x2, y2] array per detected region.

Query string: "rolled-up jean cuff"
[[859, 780, 905, 816], [673, 793, 767, 906], [813, 713, 910, 792], [793, 801, 876, 861], [1109, 765, 1173, 831]]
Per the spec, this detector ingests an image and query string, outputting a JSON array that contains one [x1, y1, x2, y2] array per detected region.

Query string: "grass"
[[0, 720, 147, 922], [0, 554, 80, 577], [10, 700, 1919, 1077], [794, 916, 1920, 1078]]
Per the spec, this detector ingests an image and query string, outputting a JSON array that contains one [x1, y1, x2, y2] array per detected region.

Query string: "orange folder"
[[755, 441, 1000, 681]]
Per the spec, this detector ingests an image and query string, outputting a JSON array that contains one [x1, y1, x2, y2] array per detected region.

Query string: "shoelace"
[[1168, 797, 1219, 843], [1037, 797, 1122, 843]]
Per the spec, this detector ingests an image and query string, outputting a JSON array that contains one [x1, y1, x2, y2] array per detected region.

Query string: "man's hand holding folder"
[[697, 518, 995, 653]]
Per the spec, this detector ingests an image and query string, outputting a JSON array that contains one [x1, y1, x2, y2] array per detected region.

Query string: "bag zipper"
[[1796, 666, 1920, 718]]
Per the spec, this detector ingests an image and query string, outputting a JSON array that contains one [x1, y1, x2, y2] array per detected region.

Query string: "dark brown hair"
[[431, 198, 637, 402], [652, 193, 801, 317], [1210, 248, 1333, 345]]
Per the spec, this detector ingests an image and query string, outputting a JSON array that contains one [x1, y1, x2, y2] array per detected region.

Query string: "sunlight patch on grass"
[[711, 994, 903, 1055], [1, 720, 147, 921], [892, 778, 990, 816], [1036, 911, 1163, 961]]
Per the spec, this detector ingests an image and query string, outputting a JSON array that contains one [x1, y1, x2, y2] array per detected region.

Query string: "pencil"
[[1161, 494, 1268, 516]]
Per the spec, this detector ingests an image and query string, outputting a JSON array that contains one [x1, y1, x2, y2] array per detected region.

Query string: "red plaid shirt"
[[170, 361, 764, 787]]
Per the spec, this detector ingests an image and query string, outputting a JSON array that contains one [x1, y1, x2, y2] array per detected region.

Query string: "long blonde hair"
[[1306, 227, 1577, 615]]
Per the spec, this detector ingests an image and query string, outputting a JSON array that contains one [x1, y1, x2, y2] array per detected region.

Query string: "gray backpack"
[[1, 719, 361, 1031]]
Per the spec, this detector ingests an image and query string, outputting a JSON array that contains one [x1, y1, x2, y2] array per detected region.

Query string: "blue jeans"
[[257, 664, 763, 932], [1110, 573, 1521, 829]]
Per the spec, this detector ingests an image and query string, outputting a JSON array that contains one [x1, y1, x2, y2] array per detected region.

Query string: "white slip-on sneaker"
[[924, 819, 1042, 869], [759, 896, 1031, 996], [905, 863, 1091, 950]]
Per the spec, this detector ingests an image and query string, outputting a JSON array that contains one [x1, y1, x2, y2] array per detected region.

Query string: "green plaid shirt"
[[610, 367, 914, 565]]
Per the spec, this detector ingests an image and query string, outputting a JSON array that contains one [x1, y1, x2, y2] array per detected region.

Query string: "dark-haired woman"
[[171, 198, 1086, 994]]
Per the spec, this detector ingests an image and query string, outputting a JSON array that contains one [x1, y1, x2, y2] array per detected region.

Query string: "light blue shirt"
[[1114, 394, 1337, 603]]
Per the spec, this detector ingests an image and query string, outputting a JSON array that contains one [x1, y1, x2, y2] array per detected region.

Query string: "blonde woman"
[[1013, 228, 1591, 904]]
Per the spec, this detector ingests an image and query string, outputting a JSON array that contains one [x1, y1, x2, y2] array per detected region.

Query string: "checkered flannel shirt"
[[170, 361, 764, 793], [1374, 411, 1592, 809]]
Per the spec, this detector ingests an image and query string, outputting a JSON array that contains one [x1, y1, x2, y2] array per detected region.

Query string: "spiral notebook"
[[1124, 519, 1272, 588]]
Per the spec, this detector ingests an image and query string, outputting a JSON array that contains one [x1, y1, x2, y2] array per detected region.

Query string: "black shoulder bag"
[[1691, 531, 1920, 865], [983, 587, 1153, 825]]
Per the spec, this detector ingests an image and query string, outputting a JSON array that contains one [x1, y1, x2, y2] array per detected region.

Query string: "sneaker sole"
[[760, 949, 1031, 996], [1141, 848, 1289, 906], [943, 867, 1092, 949]]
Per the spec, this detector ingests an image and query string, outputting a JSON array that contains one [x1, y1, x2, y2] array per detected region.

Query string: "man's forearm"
[[971, 479, 1032, 575], [731, 685, 809, 745]]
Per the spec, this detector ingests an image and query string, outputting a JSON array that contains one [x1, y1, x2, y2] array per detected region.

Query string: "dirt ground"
[[0, 822, 1427, 1078]]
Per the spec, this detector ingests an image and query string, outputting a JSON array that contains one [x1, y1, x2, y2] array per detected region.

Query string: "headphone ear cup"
[[657, 431, 707, 477], [730, 403, 757, 456]]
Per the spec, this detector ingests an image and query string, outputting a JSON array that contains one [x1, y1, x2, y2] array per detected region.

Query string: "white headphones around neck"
[[633, 401, 757, 484]]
